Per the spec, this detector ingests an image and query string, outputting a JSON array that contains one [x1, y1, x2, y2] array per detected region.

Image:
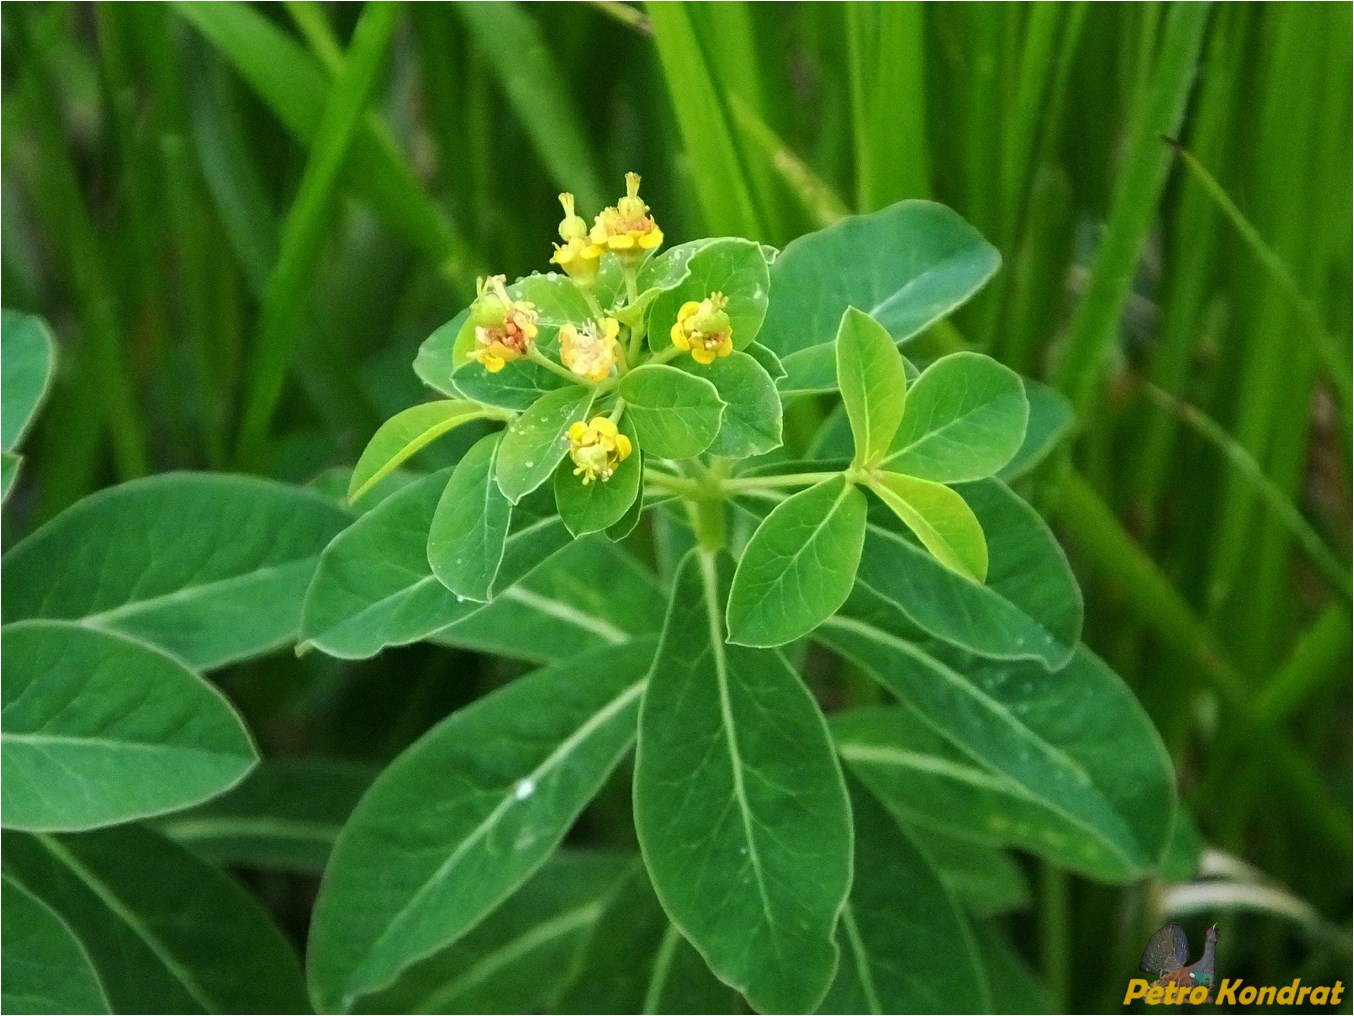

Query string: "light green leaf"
[[349, 400, 495, 504], [618, 364, 725, 459], [308, 639, 656, 1012], [837, 307, 909, 466], [1, 873, 110, 1014], [2, 827, 309, 1013], [998, 380, 1074, 481], [818, 783, 989, 1014], [496, 385, 595, 504], [727, 475, 868, 647], [648, 238, 770, 353], [634, 550, 851, 1014], [758, 200, 1000, 358], [2, 309, 57, 452], [301, 470, 570, 659], [868, 472, 988, 583], [154, 758, 375, 874], [2, 474, 351, 670], [882, 352, 1028, 482], [428, 433, 513, 601], [818, 616, 1178, 880], [1, 621, 256, 832], [856, 479, 1082, 668], [606, 470, 646, 540], [554, 417, 642, 536], [2, 451, 19, 502], [744, 341, 786, 380], [681, 350, 782, 458]]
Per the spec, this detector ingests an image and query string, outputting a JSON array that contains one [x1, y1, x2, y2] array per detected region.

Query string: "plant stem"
[[526, 344, 588, 385], [723, 470, 840, 491]]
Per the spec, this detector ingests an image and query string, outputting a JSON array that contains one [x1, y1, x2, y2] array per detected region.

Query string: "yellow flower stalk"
[[671, 291, 734, 365], [560, 318, 621, 382], [568, 416, 633, 484], [467, 275, 538, 373], [590, 172, 664, 259], [550, 193, 603, 285]]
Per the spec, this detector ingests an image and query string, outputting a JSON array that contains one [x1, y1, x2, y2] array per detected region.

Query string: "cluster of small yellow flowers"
[[671, 292, 733, 365], [590, 173, 663, 260], [467, 275, 539, 373], [560, 318, 621, 382], [550, 193, 603, 285], [568, 416, 633, 484]]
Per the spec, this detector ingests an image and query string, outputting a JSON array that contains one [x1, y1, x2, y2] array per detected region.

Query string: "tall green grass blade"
[[729, 97, 849, 229]]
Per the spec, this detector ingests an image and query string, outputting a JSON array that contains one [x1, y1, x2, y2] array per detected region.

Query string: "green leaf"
[[744, 341, 786, 380], [818, 617, 1177, 880], [836, 308, 909, 466], [349, 400, 495, 504], [1, 621, 256, 832], [2, 451, 19, 502], [1, 309, 57, 452], [308, 639, 655, 1012], [727, 475, 868, 647], [634, 550, 851, 1014], [757, 200, 1001, 358], [882, 352, 1028, 482], [868, 472, 988, 583], [998, 380, 1074, 481], [972, 921, 1054, 1014], [856, 479, 1082, 668], [1, 873, 110, 1014], [496, 385, 596, 504], [681, 350, 783, 458], [2, 474, 351, 670], [554, 417, 642, 536], [606, 471, 646, 540], [818, 783, 989, 1014], [618, 364, 725, 459], [433, 536, 665, 663], [648, 238, 771, 353], [2, 827, 309, 1014], [154, 758, 375, 874], [911, 829, 1032, 916], [301, 470, 570, 659], [428, 433, 514, 601]]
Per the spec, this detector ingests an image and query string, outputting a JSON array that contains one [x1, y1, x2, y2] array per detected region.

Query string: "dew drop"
[[514, 778, 536, 800]]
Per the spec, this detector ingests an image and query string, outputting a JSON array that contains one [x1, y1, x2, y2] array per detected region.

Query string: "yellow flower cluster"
[[568, 416, 633, 484], [551, 174, 663, 282], [671, 292, 733, 365], [560, 318, 621, 382], [550, 193, 603, 285], [467, 275, 539, 373]]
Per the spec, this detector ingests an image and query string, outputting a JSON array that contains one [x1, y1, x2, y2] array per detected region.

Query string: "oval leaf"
[[1, 621, 256, 832], [308, 639, 656, 1012], [837, 307, 908, 466], [648, 238, 770, 352], [2, 873, 110, 1014], [618, 364, 725, 459], [868, 472, 988, 583], [349, 400, 493, 504], [496, 385, 596, 504], [427, 433, 514, 601], [554, 417, 642, 536], [634, 549, 852, 1014], [1, 309, 57, 452], [727, 475, 868, 647], [682, 350, 783, 458]]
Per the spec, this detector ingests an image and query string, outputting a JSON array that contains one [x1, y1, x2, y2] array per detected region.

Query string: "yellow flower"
[[567, 416, 633, 484], [670, 291, 733, 365], [467, 275, 538, 373], [590, 172, 664, 260], [550, 193, 603, 285], [560, 318, 621, 382]]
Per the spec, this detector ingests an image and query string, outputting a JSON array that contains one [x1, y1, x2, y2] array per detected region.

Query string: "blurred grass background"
[[2, 2, 1350, 1010]]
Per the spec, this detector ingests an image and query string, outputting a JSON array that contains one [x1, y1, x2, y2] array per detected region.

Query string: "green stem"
[[644, 469, 705, 499], [526, 344, 589, 386], [608, 397, 626, 424], [723, 470, 840, 491], [1040, 864, 1070, 1012], [687, 497, 727, 552]]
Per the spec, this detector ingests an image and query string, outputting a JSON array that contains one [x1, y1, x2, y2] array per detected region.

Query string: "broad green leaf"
[[2, 451, 19, 502], [682, 350, 783, 458], [496, 385, 595, 504], [2, 873, 110, 1014], [301, 470, 570, 658], [3, 827, 309, 1013], [452, 358, 570, 412], [868, 472, 988, 583], [727, 475, 868, 647], [2, 474, 351, 670], [308, 639, 657, 1011], [606, 469, 646, 540], [554, 417, 642, 535], [837, 307, 909, 466], [362, 853, 631, 1014], [972, 921, 1054, 1014], [744, 341, 786, 379], [857, 479, 1081, 668], [555, 866, 740, 1015], [998, 380, 1075, 481], [349, 400, 495, 504], [758, 200, 1000, 358], [618, 364, 725, 458], [910, 828, 1032, 916], [428, 433, 513, 601], [1, 621, 256, 832], [433, 536, 666, 663], [154, 758, 375, 874], [635, 239, 718, 295], [634, 550, 851, 1014], [818, 617, 1177, 879], [2, 309, 57, 452], [648, 238, 771, 353], [882, 352, 1028, 481], [819, 783, 989, 1014]]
